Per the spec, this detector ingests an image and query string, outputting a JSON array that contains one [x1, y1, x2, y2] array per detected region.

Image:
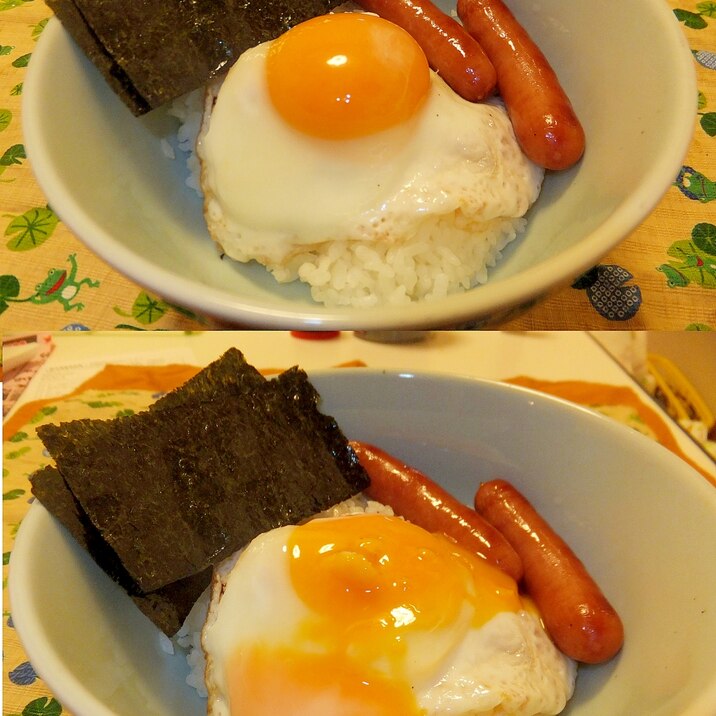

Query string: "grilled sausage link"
[[457, 0, 585, 169], [475, 478, 624, 663]]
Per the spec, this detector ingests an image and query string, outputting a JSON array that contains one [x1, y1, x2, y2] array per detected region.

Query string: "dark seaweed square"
[[36, 351, 368, 594], [48, 0, 344, 113]]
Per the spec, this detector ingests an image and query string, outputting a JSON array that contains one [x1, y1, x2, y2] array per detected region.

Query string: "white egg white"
[[201, 518, 576, 716], [196, 39, 543, 269]]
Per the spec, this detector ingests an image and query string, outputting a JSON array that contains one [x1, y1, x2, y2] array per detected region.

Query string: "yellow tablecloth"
[[0, 0, 714, 330]]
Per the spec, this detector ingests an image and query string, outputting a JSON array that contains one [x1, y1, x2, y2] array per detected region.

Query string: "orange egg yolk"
[[227, 515, 523, 715], [228, 646, 420, 716], [265, 13, 431, 140]]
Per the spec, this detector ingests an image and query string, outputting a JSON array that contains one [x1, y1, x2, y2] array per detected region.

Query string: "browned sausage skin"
[[475, 479, 624, 663], [457, 0, 585, 170], [349, 441, 524, 582], [355, 0, 497, 101]]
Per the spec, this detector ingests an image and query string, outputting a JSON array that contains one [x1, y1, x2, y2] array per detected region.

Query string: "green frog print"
[[0, 254, 99, 313]]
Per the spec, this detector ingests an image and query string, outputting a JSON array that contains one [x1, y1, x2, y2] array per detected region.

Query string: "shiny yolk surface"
[[288, 515, 522, 632], [265, 14, 431, 140], [227, 515, 523, 715]]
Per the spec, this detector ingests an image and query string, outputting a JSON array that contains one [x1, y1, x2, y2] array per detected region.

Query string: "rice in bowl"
[[171, 17, 544, 309]]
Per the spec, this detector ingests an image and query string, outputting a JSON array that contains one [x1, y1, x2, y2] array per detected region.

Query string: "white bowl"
[[21, 0, 695, 328], [9, 370, 716, 715]]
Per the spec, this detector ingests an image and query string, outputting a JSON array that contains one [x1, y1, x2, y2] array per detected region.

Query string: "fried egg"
[[202, 513, 575, 715], [195, 12, 543, 305]]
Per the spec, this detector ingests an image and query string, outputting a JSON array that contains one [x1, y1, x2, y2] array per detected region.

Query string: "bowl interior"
[[21, 0, 695, 327], [10, 371, 716, 716]]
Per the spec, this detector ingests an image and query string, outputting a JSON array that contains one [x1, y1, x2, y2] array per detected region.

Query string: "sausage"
[[355, 0, 497, 102], [349, 441, 523, 581], [475, 479, 624, 663], [457, 0, 585, 170]]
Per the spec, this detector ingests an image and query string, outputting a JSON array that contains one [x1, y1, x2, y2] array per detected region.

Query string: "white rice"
[[281, 215, 524, 308], [168, 89, 204, 195], [173, 494, 394, 698]]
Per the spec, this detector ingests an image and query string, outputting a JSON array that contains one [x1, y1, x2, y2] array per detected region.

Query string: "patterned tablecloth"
[[0, 0, 714, 331]]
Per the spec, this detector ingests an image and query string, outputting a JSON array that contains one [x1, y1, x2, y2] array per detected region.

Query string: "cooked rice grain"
[[284, 216, 524, 307]]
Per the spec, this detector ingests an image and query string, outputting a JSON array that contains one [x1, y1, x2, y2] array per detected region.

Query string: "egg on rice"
[[195, 498, 575, 716], [184, 11, 543, 308]]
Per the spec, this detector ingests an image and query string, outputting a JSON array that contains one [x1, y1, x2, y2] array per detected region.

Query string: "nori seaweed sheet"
[[151, 347, 265, 411], [35, 350, 369, 598], [47, 0, 344, 115], [33, 347, 266, 477], [273, 367, 368, 483], [30, 465, 210, 635], [30, 348, 265, 633]]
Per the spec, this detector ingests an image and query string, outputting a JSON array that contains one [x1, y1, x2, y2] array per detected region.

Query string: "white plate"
[[10, 371, 716, 715], [22, 1, 696, 328]]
